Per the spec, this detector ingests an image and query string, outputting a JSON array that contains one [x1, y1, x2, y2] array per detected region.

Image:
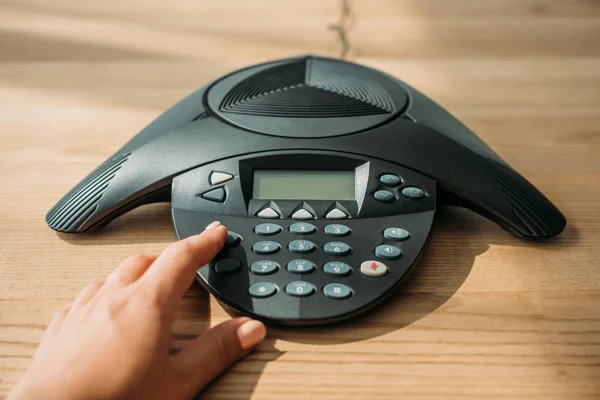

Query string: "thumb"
[[172, 317, 266, 394]]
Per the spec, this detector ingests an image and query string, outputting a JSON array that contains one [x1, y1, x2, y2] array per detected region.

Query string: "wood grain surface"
[[1, 0, 599, 398]]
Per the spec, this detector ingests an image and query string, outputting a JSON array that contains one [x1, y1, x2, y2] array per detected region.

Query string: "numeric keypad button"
[[324, 224, 351, 237], [323, 261, 351, 277], [287, 260, 315, 274], [285, 281, 315, 297], [324, 242, 352, 256], [288, 240, 316, 254], [252, 241, 281, 255], [323, 283, 352, 299], [289, 222, 316, 234], [254, 223, 282, 236], [250, 260, 279, 275], [383, 227, 410, 241], [249, 282, 278, 298], [375, 245, 402, 260]]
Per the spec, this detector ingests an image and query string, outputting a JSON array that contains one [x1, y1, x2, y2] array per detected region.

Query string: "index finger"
[[140, 222, 227, 306]]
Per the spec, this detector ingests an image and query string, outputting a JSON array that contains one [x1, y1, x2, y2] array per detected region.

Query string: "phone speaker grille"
[[485, 158, 564, 237], [46, 153, 130, 232], [219, 59, 393, 118]]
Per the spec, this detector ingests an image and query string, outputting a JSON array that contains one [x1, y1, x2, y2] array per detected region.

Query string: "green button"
[[323, 261, 352, 277], [323, 283, 352, 299], [250, 260, 279, 275], [324, 242, 352, 256], [226, 231, 241, 246], [254, 223, 282, 236], [289, 222, 316, 234], [375, 245, 402, 260], [379, 174, 401, 186], [249, 282, 278, 298], [401, 186, 426, 200], [324, 224, 351, 237], [383, 228, 410, 241], [288, 240, 316, 254], [252, 241, 281, 255], [374, 190, 395, 203], [285, 281, 315, 297], [287, 260, 315, 274]]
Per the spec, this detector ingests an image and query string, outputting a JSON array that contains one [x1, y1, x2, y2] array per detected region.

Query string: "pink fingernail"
[[205, 221, 221, 231], [237, 320, 266, 350]]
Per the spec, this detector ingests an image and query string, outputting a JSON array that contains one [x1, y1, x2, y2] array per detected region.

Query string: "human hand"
[[9, 221, 266, 400]]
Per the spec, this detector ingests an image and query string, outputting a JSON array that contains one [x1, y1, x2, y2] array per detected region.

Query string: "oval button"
[[375, 245, 402, 260], [401, 186, 426, 200], [374, 190, 395, 203], [225, 231, 242, 246], [285, 281, 315, 297], [324, 224, 351, 237], [250, 260, 279, 275], [214, 259, 242, 274], [288, 240, 316, 254], [254, 223, 282, 236], [323, 261, 352, 277], [252, 241, 281, 255], [323, 283, 352, 299], [360, 260, 388, 276], [324, 242, 352, 256], [249, 282, 278, 298], [289, 222, 317, 234], [383, 227, 410, 241], [287, 260, 315, 274]]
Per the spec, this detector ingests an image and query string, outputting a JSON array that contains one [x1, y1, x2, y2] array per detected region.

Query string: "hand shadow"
[[173, 285, 285, 400]]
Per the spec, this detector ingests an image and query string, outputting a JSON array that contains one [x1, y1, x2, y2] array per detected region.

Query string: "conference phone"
[[46, 56, 566, 325]]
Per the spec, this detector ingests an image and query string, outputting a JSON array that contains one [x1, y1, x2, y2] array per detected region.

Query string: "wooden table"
[[1, 1, 599, 398]]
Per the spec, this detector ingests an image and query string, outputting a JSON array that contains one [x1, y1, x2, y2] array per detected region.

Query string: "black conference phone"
[[47, 56, 566, 325]]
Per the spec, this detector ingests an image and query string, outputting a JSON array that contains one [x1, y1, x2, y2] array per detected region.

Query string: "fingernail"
[[237, 320, 266, 350], [205, 221, 221, 231]]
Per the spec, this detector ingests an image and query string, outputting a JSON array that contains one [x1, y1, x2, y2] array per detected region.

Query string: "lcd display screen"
[[252, 170, 355, 200]]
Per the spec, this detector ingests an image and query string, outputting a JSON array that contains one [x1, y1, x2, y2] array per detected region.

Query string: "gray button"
[[214, 259, 242, 274], [323, 283, 352, 299], [249, 282, 278, 298], [324, 224, 351, 237], [289, 222, 316, 234], [250, 260, 279, 275], [252, 241, 281, 255], [202, 187, 226, 203], [225, 231, 241, 246], [374, 190, 395, 203], [325, 208, 347, 219], [210, 171, 233, 185], [324, 242, 352, 256], [360, 260, 388, 276], [254, 223, 282, 236], [402, 186, 426, 200], [288, 240, 315, 254], [323, 261, 352, 277], [379, 174, 401, 186], [384, 227, 410, 241], [257, 207, 280, 219], [287, 260, 315, 274], [291, 209, 314, 220], [285, 281, 315, 297], [375, 245, 402, 260]]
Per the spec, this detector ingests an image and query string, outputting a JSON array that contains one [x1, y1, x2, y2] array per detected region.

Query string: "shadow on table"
[[176, 287, 284, 400], [265, 206, 579, 345]]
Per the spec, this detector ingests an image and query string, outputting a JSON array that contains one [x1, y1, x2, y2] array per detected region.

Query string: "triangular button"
[[325, 208, 347, 219], [210, 172, 233, 186], [291, 209, 314, 220], [202, 188, 226, 203]]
